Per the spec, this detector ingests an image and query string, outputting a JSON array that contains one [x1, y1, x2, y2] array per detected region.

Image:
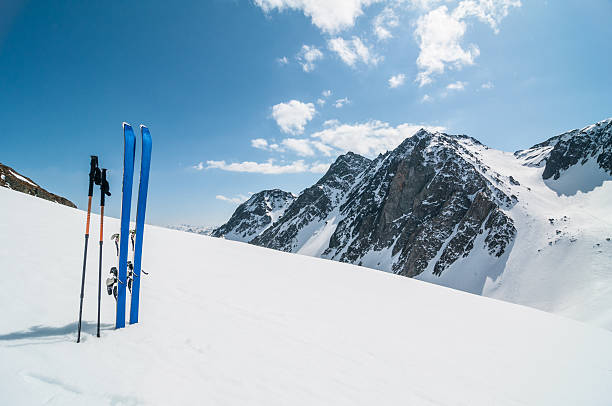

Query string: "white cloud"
[[271, 100, 316, 135], [334, 97, 350, 108], [297, 45, 323, 72], [328, 36, 381, 67], [323, 119, 339, 127], [309, 162, 332, 173], [446, 80, 467, 90], [322, 89, 332, 97], [414, 1, 520, 86], [205, 159, 326, 174], [454, 0, 522, 34], [316, 98, 326, 106], [388, 73, 406, 88], [253, 0, 382, 34], [277, 56, 289, 65], [251, 138, 269, 150], [310, 120, 446, 157], [277, 138, 334, 157], [216, 194, 249, 204], [421, 94, 433, 103], [192, 162, 205, 170], [481, 81, 494, 89], [414, 6, 479, 87], [281, 138, 316, 156], [373, 6, 399, 40]]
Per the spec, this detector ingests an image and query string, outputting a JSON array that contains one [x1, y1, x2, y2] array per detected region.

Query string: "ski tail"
[[129, 125, 152, 325], [116, 123, 136, 329]]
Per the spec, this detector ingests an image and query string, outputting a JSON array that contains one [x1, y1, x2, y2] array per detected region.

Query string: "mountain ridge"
[[0, 162, 76, 208], [213, 118, 612, 329]]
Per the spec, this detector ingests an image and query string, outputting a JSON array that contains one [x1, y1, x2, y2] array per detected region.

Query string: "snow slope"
[[415, 137, 612, 329], [1, 187, 611, 405]]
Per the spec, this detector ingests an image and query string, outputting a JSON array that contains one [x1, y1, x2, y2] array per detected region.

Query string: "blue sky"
[[1, 0, 611, 226]]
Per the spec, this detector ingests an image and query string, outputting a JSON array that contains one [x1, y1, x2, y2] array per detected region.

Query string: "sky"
[[1, 0, 611, 227]]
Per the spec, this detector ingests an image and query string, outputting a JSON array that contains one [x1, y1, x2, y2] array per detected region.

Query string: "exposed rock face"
[[516, 118, 612, 179], [212, 189, 296, 242], [0, 162, 76, 208], [250, 130, 516, 278], [319, 131, 515, 277]]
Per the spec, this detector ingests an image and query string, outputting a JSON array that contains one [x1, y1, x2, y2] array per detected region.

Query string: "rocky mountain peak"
[[516, 117, 612, 179], [0, 162, 76, 208], [212, 189, 296, 242]]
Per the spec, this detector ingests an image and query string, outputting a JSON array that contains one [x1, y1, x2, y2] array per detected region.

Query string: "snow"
[[415, 140, 612, 330], [297, 213, 339, 256], [9, 169, 38, 187], [2, 186, 612, 405], [543, 157, 612, 196]]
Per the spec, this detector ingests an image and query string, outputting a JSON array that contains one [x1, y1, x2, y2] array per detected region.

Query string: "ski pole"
[[77, 156, 101, 343], [97, 168, 111, 338]]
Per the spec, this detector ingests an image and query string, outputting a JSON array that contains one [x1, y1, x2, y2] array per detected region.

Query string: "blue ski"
[[129, 125, 152, 325], [117, 123, 136, 329]]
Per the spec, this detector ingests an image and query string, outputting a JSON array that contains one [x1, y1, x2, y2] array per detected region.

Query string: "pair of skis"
[[116, 123, 152, 328]]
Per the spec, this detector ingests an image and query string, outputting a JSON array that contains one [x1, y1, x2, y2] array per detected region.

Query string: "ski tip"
[[140, 124, 148, 130], [123, 122, 132, 129]]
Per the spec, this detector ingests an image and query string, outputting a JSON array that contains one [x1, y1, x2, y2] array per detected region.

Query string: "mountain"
[[167, 224, 216, 235], [1, 186, 611, 405], [212, 189, 297, 242], [251, 152, 371, 252], [215, 118, 612, 329], [516, 117, 612, 195], [0, 162, 76, 208]]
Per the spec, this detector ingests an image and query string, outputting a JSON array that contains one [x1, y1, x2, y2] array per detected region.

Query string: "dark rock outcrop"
[[0, 162, 76, 208], [516, 118, 612, 179]]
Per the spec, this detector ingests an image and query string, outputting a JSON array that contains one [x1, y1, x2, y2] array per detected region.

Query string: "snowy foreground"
[[1, 187, 611, 405]]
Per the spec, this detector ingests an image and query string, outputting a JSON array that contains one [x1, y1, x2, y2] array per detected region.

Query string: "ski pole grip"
[[100, 169, 108, 206], [88, 156, 99, 197]]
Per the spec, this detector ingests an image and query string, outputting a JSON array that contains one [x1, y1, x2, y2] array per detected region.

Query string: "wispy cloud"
[[281, 138, 316, 157], [481, 81, 494, 89], [216, 194, 250, 204], [297, 45, 323, 72], [277, 56, 289, 65], [328, 36, 381, 67], [204, 159, 326, 174], [446, 81, 467, 91], [373, 6, 399, 41], [334, 97, 350, 108], [388, 73, 406, 88]]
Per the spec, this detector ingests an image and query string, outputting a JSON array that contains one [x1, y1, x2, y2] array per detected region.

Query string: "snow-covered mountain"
[[1, 186, 611, 405], [166, 224, 216, 235], [212, 189, 297, 242], [0, 161, 76, 208], [216, 118, 612, 329]]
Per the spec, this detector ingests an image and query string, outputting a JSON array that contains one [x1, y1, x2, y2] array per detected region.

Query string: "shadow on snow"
[[0, 321, 114, 342]]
